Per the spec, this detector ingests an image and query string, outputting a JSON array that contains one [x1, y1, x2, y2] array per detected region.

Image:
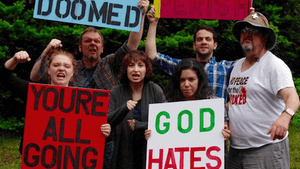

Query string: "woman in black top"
[[145, 59, 231, 141], [0, 49, 111, 154]]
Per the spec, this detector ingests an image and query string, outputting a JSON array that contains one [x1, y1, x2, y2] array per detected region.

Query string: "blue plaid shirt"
[[153, 52, 235, 103]]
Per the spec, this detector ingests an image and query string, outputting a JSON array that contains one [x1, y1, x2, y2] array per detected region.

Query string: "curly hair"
[[165, 58, 212, 102], [118, 50, 152, 84]]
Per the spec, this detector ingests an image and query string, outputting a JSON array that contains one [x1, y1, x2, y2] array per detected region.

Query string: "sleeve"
[[225, 60, 236, 75], [108, 103, 130, 128], [153, 83, 166, 103], [270, 58, 295, 95], [158, 86, 167, 103], [32, 55, 49, 83], [107, 87, 130, 128], [134, 120, 147, 131], [35, 54, 46, 77], [224, 108, 229, 122], [0, 64, 29, 100], [152, 52, 181, 75], [111, 40, 130, 75], [134, 83, 166, 131], [224, 60, 236, 103]]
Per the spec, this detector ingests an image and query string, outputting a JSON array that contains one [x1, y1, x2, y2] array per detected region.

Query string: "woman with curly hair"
[[0, 49, 111, 155], [107, 50, 166, 169]]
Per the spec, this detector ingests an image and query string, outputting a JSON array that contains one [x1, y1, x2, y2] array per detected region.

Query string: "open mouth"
[[57, 73, 65, 79], [131, 74, 140, 80], [89, 49, 97, 54]]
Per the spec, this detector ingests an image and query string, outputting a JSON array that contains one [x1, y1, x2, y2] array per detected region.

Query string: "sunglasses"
[[241, 27, 262, 35]]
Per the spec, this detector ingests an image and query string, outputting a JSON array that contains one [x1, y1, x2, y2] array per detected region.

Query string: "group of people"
[[1, 1, 299, 168]]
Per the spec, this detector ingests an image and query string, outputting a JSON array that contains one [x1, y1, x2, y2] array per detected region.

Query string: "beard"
[[241, 36, 254, 52], [85, 54, 99, 62], [197, 53, 210, 60], [196, 49, 212, 60], [242, 44, 253, 52], [242, 45, 259, 61]]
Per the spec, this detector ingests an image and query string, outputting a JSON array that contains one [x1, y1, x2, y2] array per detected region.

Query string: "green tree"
[[1, 0, 300, 130], [141, 0, 300, 77], [0, 1, 141, 124]]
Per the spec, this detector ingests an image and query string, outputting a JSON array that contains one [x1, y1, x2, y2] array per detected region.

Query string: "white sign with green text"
[[147, 98, 224, 169]]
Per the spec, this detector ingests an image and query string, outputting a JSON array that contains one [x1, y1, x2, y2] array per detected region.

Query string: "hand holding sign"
[[127, 119, 136, 131], [22, 84, 110, 169], [147, 5, 158, 24], [34, 0, 144, 32], [155, 0, 252, 20], [145, 129, 151, 140], [147, 99, 225, 169], [138, 0, 150, 15], [222, 122, 231, 141], [101, 123, 111, 138]]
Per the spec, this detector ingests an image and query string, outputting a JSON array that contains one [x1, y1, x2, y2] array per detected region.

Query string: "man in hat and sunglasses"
[[226, 10, 300, 168]]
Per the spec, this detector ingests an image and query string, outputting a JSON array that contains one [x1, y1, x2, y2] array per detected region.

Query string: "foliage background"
[[0, 0, 300, 152]]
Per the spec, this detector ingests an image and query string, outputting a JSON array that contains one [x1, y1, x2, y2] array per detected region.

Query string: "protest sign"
[[21, 83, 110, 169], [155, 0, 252, 20], [147, 98, 224, 169], [33, 0, 142, 32]]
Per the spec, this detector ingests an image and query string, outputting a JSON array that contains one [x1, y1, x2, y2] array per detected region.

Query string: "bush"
[[0, 117, 24, 131], [290, 78, 300, 128]]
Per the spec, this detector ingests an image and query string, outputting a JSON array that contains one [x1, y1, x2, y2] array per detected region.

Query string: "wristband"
[[283, 108, 295, 118]]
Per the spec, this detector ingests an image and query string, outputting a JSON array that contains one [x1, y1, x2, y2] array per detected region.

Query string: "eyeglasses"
[[241, 27, 262, 35]]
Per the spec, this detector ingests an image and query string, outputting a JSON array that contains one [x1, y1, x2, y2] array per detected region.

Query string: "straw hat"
[[232, 11, 277, 50]]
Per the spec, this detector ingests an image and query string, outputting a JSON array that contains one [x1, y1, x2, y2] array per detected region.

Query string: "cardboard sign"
[[33, 0, 142, 32], [21, 83, 110, 169], [147, 99, 224, 169], [155, 0, 252, 20]]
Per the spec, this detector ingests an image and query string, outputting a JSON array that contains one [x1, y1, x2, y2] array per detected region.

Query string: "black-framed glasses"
[[241, 27, 262, 35]]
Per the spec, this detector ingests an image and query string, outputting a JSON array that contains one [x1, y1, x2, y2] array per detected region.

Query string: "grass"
[[0, 125, 300, 169], [289, 122, 300, 169], [0, 130, 22, 169]]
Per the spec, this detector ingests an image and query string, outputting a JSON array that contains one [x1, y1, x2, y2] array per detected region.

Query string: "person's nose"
[[133, 65, 139, 71], [202, 39, 208, 43], [184, 80, 189, 87], [90, 40, 96, 46], [58, 66, 64, 71]]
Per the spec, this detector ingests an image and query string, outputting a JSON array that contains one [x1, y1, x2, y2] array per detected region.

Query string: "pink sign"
[[160, 0, 252, 20]]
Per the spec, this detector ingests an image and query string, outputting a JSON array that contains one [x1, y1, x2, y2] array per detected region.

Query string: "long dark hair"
[[165, 58, 212, 101]]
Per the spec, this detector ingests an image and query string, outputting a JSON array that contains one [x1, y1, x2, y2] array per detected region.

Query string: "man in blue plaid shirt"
[[146, 7, 235, 104], [146, 8, 234, 167]]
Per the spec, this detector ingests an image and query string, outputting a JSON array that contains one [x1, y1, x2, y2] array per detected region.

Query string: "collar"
[[208, 56, 216, 64]]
